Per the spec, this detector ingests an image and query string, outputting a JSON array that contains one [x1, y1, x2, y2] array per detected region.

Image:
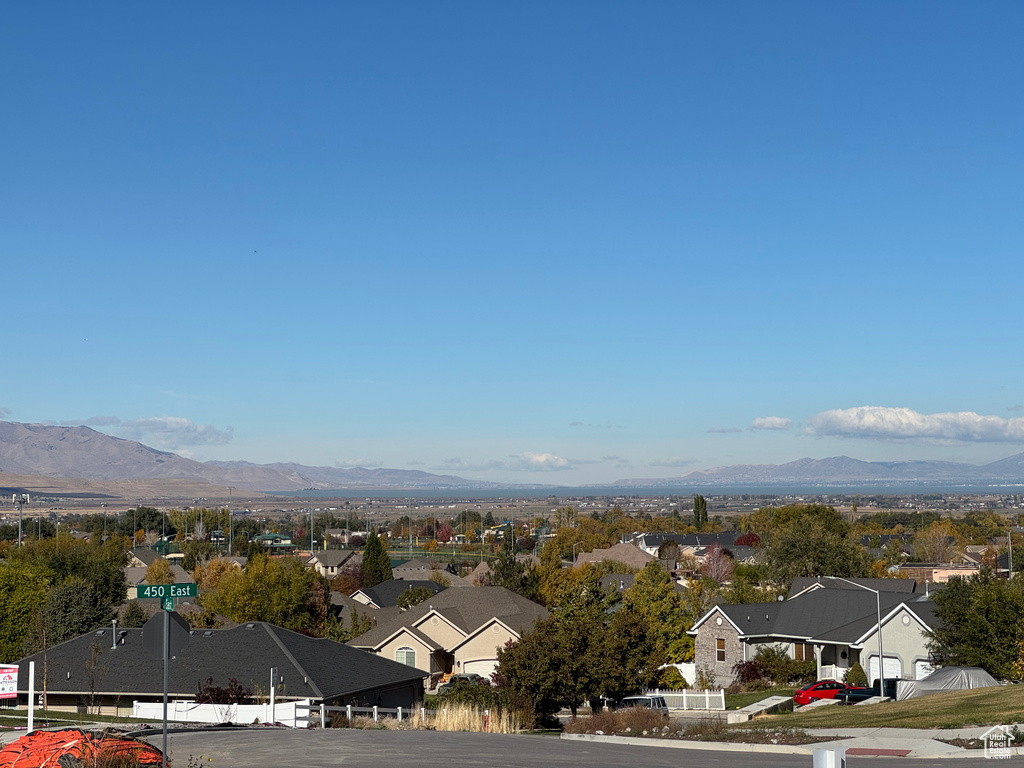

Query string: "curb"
[[559, 732, 814, 755]]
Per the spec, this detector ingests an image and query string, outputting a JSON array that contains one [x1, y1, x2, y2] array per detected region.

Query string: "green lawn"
[[753, 684, 1024, 730]]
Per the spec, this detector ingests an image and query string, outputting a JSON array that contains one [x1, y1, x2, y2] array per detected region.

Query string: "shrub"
[[694, 664, 717, 689], [731, 660, 765, 685], [564, 707, 675, 736], [656, 666, 688, 689], [844, 662, 868, 687]]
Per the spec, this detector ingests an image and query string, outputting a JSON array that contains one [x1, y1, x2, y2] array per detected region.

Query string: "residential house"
[[16, 621, 425, 715], [690, 578, 938, 686], [623, 531, 740, 558], [468, 554, 540, 586], [306, 549, 359, 579], [574, 542, 654, 570], [351, 580, 446, 609], [349, 586, 547, 680]]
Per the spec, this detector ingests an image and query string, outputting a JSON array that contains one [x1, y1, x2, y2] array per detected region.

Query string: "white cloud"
[[434, 452, 572, 473], [115, 417, 234, 449], [707, 426, 742, 434], [0, 407, 11, 419], [805, 406, 1024, 442], [751, 416, 793, 431]]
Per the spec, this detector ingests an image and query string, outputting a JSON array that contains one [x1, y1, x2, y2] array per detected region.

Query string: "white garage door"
[[462, 660, 497, 678], [914, 660, 935, 679], [867, 655, 902, 683]]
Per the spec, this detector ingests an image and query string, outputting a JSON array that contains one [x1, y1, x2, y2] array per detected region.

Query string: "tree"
[[361, 530, 393, 588], [0, 561, 50, 660], [911, 521, 960, 564], [30, 579, 110, 649], [396, 586, 433, 610], [757, 505, 869, 588], [145, 558, 174, 585], [120, 601, 150, 628], [700, 545, 735, 584], [927, 570, 1024, 678], [200, 555, 322, 633], [693, 495, 708, 531], [619, 563, 690, 664], [489, 525, 539, 600]]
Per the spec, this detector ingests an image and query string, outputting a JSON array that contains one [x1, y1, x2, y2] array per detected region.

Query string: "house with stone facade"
[[689, 578, 938, 686]]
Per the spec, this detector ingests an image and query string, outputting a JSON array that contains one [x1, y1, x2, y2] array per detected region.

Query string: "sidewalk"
[[562, 724, 1024, 759]]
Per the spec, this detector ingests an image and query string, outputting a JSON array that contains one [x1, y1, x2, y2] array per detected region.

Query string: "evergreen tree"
[[489, 525, 536, 598], [361, 530, 393, 588], [693, 495, 708, 530]]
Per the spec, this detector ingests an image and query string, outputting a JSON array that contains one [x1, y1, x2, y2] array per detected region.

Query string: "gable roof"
[[691, 589, 912, 641], [353, 580, 446, 608], [307, 550, 358, 569], [15, 622, 424, 702], [575, 543, 654, 569], [349, 586, 547, 649], [788, 576, 918, 600], [128, 548, 162, 567]]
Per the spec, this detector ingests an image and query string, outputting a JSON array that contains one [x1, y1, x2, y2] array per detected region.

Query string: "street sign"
[[136, 583, 197, 600], [142, 611, 191, 660], [0, 666, 17, 699]]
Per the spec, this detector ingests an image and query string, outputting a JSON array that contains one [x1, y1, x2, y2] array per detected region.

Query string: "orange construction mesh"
[[0, 729, 164, 767]]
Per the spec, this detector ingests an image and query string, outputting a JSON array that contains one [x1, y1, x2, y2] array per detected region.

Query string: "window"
[[716, 638, 726, 662], [794, 643, 814, 662], [396, 647, 416, 667]]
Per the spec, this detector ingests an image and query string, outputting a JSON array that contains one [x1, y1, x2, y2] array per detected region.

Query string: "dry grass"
[[346, 706, 521, 733], [564, 708, 677, 737]]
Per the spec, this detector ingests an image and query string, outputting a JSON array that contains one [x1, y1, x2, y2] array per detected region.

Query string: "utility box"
[[812, 748, 846, 768]]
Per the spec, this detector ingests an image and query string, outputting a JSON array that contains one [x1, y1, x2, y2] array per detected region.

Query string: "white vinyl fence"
[[643, 688, 725, 710], [132, 698, 312, 728]]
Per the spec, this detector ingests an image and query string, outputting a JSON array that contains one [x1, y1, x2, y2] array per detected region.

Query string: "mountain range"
[[612, 453, 1024, 489], [1, 421, 1022, 493]]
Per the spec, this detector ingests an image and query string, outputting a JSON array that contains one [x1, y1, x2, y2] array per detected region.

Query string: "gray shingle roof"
[[15, 621, 424, 703], [788, 576, 918, 599], [355, 580, 446, 608], [349, 586, 547, 649], [712, 589, 912, 640]]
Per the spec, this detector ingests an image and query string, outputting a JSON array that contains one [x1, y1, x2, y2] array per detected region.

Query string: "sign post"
[[139, 585, 194, 768]]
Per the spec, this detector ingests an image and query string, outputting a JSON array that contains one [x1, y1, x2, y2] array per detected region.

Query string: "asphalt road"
[[151, 728, 1006, 768]]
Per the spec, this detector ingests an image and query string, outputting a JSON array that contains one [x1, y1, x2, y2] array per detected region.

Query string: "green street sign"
[[136, 583, 197, 600]]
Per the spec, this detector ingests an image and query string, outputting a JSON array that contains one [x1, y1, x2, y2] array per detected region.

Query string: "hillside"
[[0, 421, 500, 492]]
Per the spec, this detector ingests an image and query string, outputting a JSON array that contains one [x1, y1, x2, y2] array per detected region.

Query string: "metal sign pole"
[[163, 606, 169, 768]]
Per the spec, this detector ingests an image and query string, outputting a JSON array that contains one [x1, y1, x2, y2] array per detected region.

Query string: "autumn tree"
[[911, 521, 960, 564], [200, 554, 322, 632], [145, 558, 174, 585]]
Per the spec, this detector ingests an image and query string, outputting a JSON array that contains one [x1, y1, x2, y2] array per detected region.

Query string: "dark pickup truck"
[[836, 678, 899, 704]]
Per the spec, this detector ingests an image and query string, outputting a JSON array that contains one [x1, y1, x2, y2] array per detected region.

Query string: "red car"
[[794, 680, 865, 706]]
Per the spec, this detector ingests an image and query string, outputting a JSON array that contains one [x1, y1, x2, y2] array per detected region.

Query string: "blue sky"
[[3, 2, 1023, 485]]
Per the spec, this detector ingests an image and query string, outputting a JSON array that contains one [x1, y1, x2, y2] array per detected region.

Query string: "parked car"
[[436, 673, 490, 695], [793, 680, 866, 706], [835, 678, 899, 704], [617, 695, 669, 716]]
